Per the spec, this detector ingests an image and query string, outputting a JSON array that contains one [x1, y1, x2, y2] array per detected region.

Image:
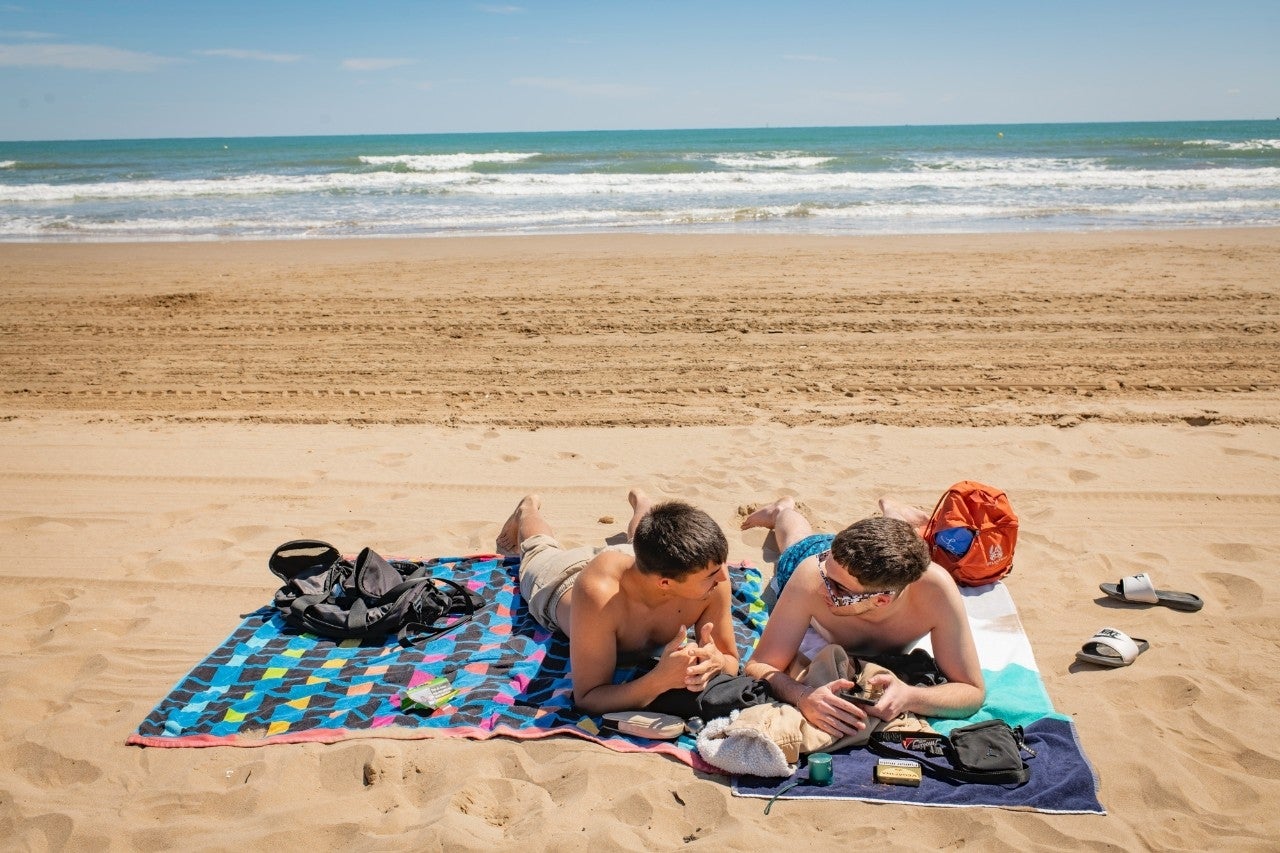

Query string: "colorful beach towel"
[[129, 555, 769, 768], [731, 582, 1106, 814]]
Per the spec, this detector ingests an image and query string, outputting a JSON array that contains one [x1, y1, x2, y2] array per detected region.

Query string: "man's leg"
[[497, 493, 554, 555], [500, 494, 590, 635], [625, 487, 653, 542], [879, 497, 930, 537], [740, 496, 813, 552]]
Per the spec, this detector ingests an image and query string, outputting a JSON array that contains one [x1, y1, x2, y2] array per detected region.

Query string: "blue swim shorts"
[[773, 532, 834, 594]]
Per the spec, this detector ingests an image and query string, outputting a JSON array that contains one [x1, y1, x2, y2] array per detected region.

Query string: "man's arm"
[[863, 570, 985, 719], [743, 572, 868, 736], [684, 583, 740, 689]]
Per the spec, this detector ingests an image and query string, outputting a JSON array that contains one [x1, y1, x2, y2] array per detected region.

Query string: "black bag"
[[268, 540, 484, 646], [869, 719, 1034, 786]]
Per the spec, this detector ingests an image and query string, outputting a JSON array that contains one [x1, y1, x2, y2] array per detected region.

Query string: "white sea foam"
[[0, 160, 16, 169], [358, 152, 538, 171], [706, 152, 835, 169], [4, 164, 1279, 204], [913, 156, 1108, 172], [5, 192, 1274, 242], [2, 163, 1280, 207], [1183, 139, 1280, 151]]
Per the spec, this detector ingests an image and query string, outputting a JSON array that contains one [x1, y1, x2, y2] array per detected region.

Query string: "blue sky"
[[1, 1, 1277, 140]]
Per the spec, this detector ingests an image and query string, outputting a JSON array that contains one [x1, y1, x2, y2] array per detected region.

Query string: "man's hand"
[[798, 679, 870, 736], [682, 622, 729, 692], [650, 626, 698, 692], [860, 671, 913, 721]]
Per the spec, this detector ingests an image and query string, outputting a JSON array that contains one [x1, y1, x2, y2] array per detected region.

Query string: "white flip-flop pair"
[[1077, 572, 1205, 668]]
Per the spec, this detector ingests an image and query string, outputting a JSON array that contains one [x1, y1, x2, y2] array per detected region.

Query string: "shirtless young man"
[[497, 490, 739, 716], [741, 497, 984, 737]]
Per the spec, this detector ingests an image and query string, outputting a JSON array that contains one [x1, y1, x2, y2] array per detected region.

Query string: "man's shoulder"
[[775, 561, 826, 617], [576, 550, 633, 599], [909, 564, 967, 613]]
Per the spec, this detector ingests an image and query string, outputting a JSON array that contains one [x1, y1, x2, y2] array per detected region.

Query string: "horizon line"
[[3, 117, 1277, 146]]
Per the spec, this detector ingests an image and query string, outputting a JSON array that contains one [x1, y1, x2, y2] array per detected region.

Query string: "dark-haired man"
[[741, 497, 984, 737], [497, 490, 738, 715]]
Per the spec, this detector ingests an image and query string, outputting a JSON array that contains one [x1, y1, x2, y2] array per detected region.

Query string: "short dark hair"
[[829, 517, 929, 589], [632, 501, 728, 579]]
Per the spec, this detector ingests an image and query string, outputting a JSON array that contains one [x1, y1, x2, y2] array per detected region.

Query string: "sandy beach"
[[3, 230, 1279, 850]]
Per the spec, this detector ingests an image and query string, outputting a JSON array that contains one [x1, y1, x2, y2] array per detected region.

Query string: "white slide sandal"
[[1075, 627, 1150, 667]]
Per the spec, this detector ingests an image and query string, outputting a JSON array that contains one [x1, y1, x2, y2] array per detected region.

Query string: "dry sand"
[[2, 230, 1278, 850]]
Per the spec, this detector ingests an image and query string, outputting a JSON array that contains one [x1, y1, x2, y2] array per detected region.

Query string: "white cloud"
[[512, 76, 653, 98], [341, 57, 416, 71], [196, 48, 303, 63], [0, 42, 172, 71]]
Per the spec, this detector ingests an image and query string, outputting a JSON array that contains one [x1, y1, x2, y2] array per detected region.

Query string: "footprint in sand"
[[228, 524, 272, 543], [1139, 674, 1202, 711], [1016, 440, 1062, 457], [1222, 446, 1280, 461], [183, 537, 237, 556], [14, 600, 71, 631], [1203, 571, 1262, 609], [1207, 543, 1259, 563], [377, 451, 411, 468], [0, 516, 91, 534], [449, 777, 554, 829], [74, 653, 112, 681], [5, 742, 102, 786], [1068, 468, 1100, 483], [316, 743, 381, 793]]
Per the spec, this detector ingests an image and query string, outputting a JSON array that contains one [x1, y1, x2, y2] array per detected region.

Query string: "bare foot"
[[496, 494, 541, 555], [626, 488, 653, 541], [879, 497, 930, 535], [740, 496, 796, 531]]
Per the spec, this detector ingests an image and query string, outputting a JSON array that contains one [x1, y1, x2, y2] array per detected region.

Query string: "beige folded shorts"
[[517, 533, 634, 634]]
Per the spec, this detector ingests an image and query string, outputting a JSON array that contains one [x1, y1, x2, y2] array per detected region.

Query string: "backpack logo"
[[987, 543, 1004, 564]]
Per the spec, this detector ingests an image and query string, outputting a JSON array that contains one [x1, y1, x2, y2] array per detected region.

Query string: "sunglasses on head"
[[817, 550, 896, 607]]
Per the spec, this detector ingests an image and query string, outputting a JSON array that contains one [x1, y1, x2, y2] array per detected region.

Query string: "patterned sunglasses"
[[817, 549, 896, 607]]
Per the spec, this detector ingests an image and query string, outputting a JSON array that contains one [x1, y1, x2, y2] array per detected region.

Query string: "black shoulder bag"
[[868, 719, 1034, 786]]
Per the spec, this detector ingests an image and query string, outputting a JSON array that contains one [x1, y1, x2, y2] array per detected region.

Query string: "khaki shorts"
[[517, 533, 634, 634]]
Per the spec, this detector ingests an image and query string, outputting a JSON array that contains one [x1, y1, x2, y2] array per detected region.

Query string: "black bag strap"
[[270, 540, 341, 581], [396, 577, 485, 646], [868, 730, 1030, 786]]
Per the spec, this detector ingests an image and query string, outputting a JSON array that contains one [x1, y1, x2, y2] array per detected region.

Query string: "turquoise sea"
[[1, 120, 1277, 241]]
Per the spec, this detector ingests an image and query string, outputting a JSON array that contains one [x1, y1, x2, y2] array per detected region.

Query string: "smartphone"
[[837, 687, 878, 707]]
